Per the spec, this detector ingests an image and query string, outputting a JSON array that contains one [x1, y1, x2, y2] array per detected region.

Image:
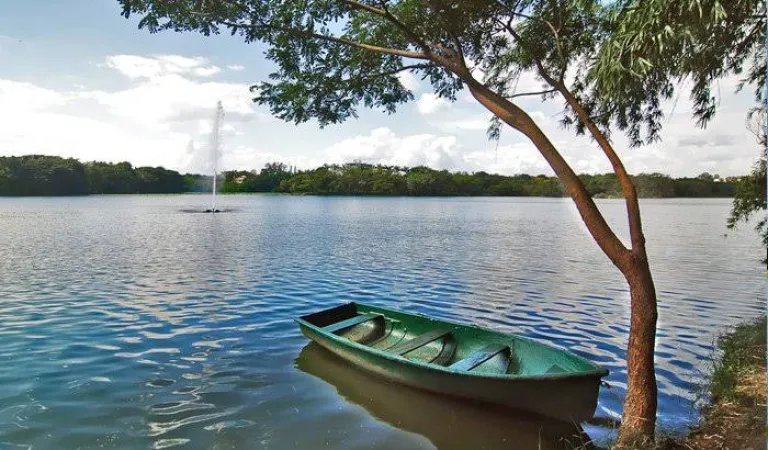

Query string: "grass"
[[709, 316, 766, 405]]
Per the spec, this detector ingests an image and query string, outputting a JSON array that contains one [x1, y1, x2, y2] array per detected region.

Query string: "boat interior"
[[300, 303, 588, 377]]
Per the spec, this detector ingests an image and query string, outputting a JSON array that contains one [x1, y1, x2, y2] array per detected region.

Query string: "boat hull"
[[297, 303, 606, 423]]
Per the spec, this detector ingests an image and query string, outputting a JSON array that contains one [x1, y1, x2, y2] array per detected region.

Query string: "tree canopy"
[[728, 157, 767, 252], [0, 156, 188, 196], [586, 0, 763, 142]]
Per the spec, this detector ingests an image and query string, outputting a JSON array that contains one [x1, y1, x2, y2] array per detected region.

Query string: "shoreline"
[[669, 316, 767, 449]]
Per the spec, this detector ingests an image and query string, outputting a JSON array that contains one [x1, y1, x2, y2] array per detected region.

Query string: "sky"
[[0, 0, 761, 177]]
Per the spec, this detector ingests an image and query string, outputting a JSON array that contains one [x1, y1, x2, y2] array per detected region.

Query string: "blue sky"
[[0, 0, 761, 176]]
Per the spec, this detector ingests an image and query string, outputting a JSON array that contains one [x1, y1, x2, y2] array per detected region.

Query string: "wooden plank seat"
[[546, 364, 566, 374], [390, 329, 453, 355], [449, 344, 509, 371], [324, 313, 381, 334]]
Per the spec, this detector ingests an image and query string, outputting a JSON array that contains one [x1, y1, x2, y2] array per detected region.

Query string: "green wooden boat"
[[296, 302, 609, 423]]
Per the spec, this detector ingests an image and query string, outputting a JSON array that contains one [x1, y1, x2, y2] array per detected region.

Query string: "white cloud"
[[0, 79, 67, 112], [226, 64, 246, 72], [222, 146, 313, 172], [0, 108, 189, 169], [0, 54, 257, 173], [433, 117, 491, 132], [397, 71, 418, 92], [192, 66, 222, 77], [417, 93, 449, 115], [87, 55, 256, 132], [464, 144, 552, 175], [320, 127, 567, 175], [105, 54, 221, 80], [324, 127, 460, 169]]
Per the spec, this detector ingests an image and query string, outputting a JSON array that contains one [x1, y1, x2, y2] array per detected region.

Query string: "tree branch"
[[496, 6, 567, 82], [341, 0, 439, 60], [427, 0, 465, 62], [378, 2, 431, 51], [338, 0, 388, 17], [219, 19, 430, 60], [498, 18, 560, 85], [457, 75, 631, 267], [508, 88, 557, 99], [342, 63, 435, 84], [558, 84, 647, 252], [497, 15, 645, 254]]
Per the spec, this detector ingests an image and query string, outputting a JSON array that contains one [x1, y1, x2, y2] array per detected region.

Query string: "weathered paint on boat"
[[296, 302, 609, 423]]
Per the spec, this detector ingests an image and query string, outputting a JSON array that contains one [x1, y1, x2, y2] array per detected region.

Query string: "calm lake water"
[[0, 195, 763, 449]]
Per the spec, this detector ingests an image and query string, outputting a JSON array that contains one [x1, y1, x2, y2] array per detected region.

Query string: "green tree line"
[[0, 155, 741, 198], [0, 155, 199, 196], [224, 162, 737, 198]]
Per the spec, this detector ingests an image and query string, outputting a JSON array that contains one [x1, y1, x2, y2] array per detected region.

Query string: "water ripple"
[[0, 196, 763, 448]]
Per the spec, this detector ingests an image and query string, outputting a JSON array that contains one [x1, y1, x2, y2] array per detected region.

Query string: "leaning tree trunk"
[[617, 250, 658, 443], [463, 79, 659, 443]]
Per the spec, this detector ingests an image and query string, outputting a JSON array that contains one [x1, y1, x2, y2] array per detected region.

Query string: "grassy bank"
[[667, 316, 766, 449]]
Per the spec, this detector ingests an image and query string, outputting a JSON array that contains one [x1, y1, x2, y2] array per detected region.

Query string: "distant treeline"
[[0, 156, 739, 198], [224, 162, 737, 198], [0, 155, 208, 196]]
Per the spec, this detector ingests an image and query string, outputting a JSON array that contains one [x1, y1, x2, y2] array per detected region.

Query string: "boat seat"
[[546, 364, 566, 374], [323, 313, 381, 334], [449, 344, 509, 371], [390, 329, 452, 355]]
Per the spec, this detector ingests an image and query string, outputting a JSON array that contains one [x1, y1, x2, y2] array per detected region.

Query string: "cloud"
[[464, 144, 552, 175], [226, 64, 246, 72], [106, 54, 222, 79], [85, 55, 256, 131], [323, 127, 460, 169], [320, 127, 561, 175], [0, 79, 67, 112], [397, 71, 419, 92], [678, 133, 736, 148], [192, 66, 221, 77], [0, 107, 189, 169], [222, 146, 313, 172], [416, 93, 449, 115], [432, 117, 491, 132], [0, 54, 258, 172], [85, 74, 253, 131]]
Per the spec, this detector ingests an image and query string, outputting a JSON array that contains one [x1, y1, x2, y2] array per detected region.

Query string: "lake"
[[0, 195, 763, 449]]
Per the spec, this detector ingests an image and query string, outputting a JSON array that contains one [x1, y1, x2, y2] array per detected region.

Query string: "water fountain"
[[204, 101, 224, 213]]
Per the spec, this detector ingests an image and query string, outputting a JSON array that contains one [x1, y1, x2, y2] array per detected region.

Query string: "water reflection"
[[295, 343, 593, 450]]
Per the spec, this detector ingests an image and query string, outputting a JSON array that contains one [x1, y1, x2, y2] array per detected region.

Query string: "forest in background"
[[0, 155, 209, 195], [224, 162, 736, 198], [0, 155, 737, 198]]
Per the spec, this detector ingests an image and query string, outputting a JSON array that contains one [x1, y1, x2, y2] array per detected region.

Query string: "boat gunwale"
[[296, 302, 609, 381]]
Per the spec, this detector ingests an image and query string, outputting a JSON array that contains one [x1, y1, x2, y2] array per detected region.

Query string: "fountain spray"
[[209, 101, 224, 213]]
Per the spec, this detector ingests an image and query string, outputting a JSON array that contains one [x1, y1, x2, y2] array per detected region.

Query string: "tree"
[[0, 155, 88, 196], [729, 157, 767, 261], [729, 107, 768, 260], [117, 0, 684, 441]]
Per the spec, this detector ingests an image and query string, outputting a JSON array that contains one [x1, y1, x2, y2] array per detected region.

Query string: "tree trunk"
[[617, 250, 658, 444], [462, 79, 659, 442]]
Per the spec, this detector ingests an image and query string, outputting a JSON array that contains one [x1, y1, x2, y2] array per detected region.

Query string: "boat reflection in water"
[[295, 343, 594, 450]]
